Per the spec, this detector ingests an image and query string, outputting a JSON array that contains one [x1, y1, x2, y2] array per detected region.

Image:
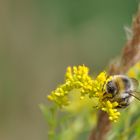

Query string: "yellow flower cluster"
[[101, 101, 120, 122], [48, 65, 94, 106], [47, 65, 120, 122]]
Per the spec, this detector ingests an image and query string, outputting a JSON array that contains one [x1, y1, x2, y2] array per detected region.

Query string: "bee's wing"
[[130, 78, 139, 90], [129, 78, 140, 101]]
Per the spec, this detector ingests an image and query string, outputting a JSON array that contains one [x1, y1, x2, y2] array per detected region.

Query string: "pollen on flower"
[[47, 65, 121, 122]]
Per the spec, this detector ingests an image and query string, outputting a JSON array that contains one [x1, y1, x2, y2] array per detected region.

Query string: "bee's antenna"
[[129, 92, 140, 102]]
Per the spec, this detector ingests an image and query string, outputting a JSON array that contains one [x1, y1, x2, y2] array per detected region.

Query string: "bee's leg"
[[116, 102, 129, 108], [116, 97, 130, 108], [102, 92, 113, 101], [116, 105, 124, 108]]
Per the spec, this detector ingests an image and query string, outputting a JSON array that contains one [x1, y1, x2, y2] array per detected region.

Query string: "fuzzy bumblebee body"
[[104, 75, 139, 108]]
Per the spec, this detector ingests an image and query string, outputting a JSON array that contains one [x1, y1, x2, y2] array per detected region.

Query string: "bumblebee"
[[104, 75, 140, 108]]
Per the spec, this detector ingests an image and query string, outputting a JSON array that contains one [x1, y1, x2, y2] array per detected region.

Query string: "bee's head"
[[106, 80, 118, 96]]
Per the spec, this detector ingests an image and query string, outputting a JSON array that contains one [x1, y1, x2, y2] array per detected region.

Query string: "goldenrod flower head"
[[47, 65, 120, 122], [101, 101, 120, 122]]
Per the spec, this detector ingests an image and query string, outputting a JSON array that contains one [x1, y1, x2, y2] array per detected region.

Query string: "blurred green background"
[[0, 0, 139, 140]]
